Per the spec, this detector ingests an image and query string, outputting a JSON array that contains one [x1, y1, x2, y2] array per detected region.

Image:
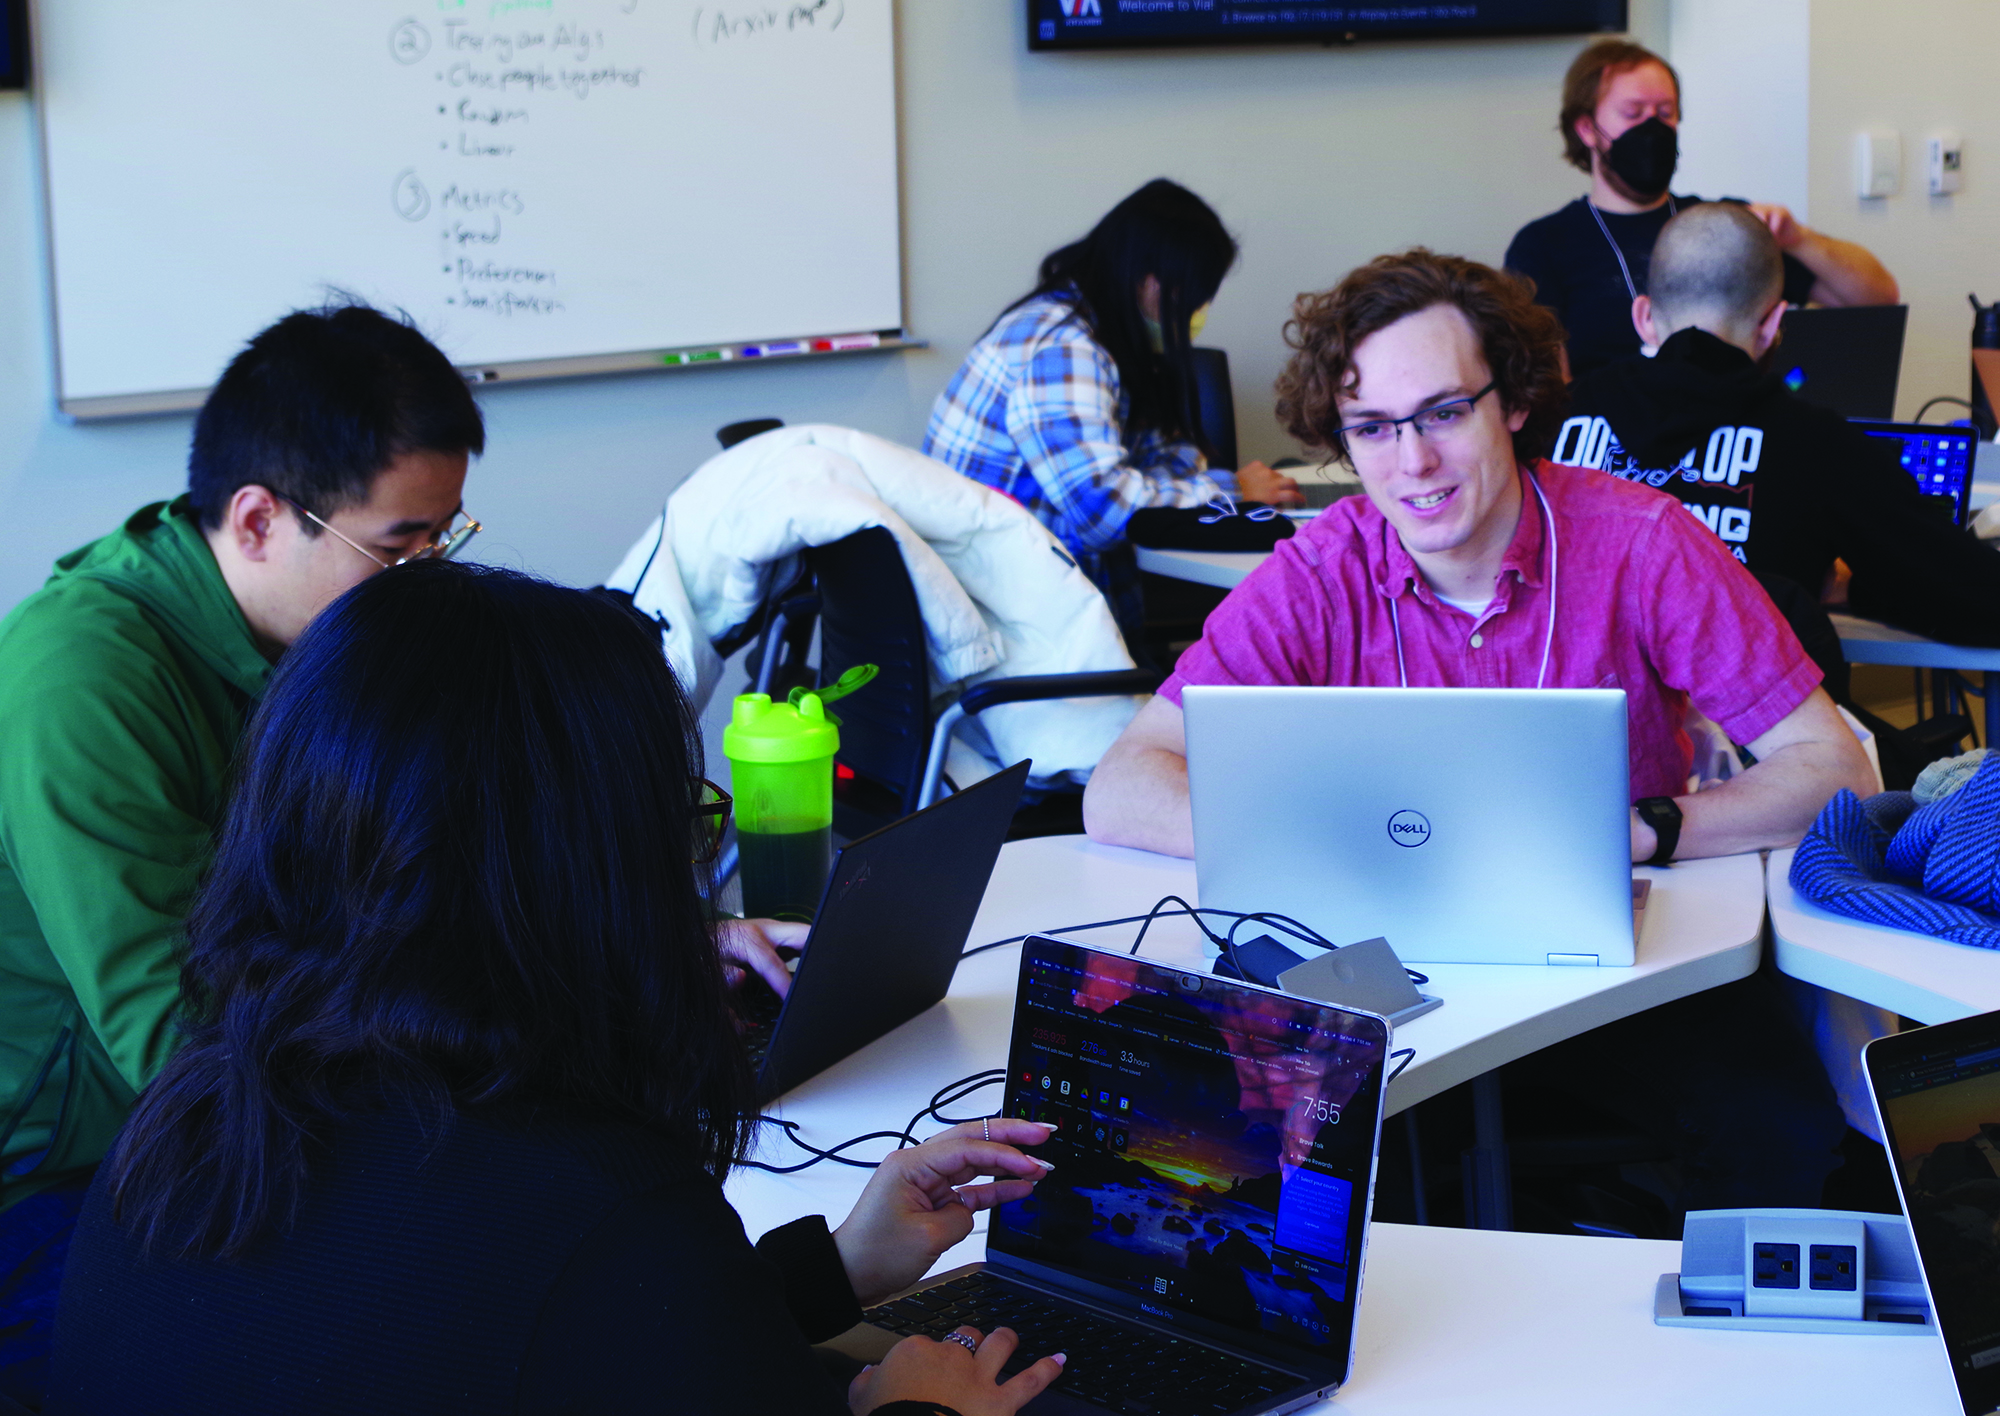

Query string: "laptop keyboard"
[[864, 1270, 1300, 1415]]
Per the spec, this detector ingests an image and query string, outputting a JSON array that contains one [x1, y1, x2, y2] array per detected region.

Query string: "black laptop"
[[740, 759, 1029, 1102], [1866, 1010, 2000, 1415], [1777, 305, 1909, 419], [842, 937, 1392, 1415]]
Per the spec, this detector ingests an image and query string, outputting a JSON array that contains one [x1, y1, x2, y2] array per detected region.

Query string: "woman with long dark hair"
[[46, 561, 1063, 1415], [924, 179, 1300, 641]]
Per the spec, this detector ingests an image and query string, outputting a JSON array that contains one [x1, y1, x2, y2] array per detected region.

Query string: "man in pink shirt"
[[1085, 250, 1873, 863], [1084, 250, 1876, 1212]]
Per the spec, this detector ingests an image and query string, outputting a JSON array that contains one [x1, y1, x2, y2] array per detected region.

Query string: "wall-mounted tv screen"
[[1, 0, 27, 90], [1030, 1, 1627, 51]]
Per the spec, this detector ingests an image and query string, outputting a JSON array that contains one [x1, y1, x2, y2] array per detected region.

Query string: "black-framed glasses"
[[1336, 380, 1499, 458], [281, 497, 483, 568], [694, 779, 732, 865]]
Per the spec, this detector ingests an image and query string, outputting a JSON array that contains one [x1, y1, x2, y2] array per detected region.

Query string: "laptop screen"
[[1853, 420, 1977, 527], [1871, 1014, 2000, 1415], [989, 939, 1388, 1360]]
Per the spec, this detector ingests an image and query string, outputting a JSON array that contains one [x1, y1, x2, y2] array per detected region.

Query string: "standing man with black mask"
[[1506, 39, 1898, 379]]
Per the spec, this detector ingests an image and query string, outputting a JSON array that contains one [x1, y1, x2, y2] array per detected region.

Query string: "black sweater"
[[48, 1103, 949, 1415], [1562, 328, 2000, 648]]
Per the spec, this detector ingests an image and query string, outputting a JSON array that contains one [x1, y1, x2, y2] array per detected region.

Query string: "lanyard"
[[1587, 196, 1679, 303], [1388, 472, 1559, 690]]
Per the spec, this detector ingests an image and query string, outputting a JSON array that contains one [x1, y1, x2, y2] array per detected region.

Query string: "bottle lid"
[[723, 693, 840, 764]]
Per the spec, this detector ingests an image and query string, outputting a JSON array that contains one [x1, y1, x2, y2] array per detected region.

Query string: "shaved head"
[[1647, 203, 1785, 344]]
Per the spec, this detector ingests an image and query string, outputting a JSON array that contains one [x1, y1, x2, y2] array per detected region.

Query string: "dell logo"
[[1387, 810, 1431, 847]]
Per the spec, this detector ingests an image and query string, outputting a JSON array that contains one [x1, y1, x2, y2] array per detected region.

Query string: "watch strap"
[[1637, 796, 1682, 867]]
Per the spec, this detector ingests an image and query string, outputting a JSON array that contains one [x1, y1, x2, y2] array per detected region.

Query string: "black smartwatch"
[[1636, 796, 1683, 866]]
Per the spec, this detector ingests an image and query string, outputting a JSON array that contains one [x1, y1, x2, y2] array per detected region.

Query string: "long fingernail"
[[1053, 1352, 1068, 1366], [1033, 1157, 1056, 1170]]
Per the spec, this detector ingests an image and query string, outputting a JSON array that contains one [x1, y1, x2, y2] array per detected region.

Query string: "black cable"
[[1913, 395, 1976, 424], [964, 898, 1429, 985], [1388, 1048, 1416, 1084], [739, 1068, 1007, 1175]]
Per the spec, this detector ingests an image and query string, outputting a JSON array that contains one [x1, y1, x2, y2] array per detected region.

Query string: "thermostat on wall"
[[1856, 129, 1901, 199]]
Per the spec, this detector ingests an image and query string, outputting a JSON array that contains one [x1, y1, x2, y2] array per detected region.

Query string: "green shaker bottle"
[[723, 692, 838, 923]]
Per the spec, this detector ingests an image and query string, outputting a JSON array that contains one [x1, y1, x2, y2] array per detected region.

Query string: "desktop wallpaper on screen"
[[991, 945, 1386, 1352]]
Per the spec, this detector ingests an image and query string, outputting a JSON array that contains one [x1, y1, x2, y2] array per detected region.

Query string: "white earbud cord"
[[1388, 471, 1559, 691]]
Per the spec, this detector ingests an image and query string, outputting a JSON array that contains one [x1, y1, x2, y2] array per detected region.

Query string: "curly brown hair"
[[1276, 249, 1569, 466], [1559, 39, 1679, 173]]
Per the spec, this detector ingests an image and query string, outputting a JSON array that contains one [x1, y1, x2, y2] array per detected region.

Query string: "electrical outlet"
[[1743, 1218, 1866, 1320]]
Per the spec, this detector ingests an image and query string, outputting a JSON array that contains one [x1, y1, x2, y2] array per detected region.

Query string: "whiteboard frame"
[[28, 0, 912, 423]]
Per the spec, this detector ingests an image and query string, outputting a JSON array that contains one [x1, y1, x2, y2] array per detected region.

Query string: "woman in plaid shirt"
[[923, 180, 1300, 647]]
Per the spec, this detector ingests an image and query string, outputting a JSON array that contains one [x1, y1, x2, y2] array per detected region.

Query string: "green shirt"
[[0, 498, 268, 1206]]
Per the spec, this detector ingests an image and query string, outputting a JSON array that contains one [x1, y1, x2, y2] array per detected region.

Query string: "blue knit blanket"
[[1788, 754, 2000, 949]]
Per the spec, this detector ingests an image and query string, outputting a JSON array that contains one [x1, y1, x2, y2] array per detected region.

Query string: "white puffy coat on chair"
[[604, 424, 1141, 788]]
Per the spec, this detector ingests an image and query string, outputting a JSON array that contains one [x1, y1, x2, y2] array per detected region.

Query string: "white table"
[[731, 835, 1765, 1237], [1830, 612, 2000, 747], [726, 835, 1949, 1414], [1135, 545, 1266, 591], [1769, 843, 2000, 1024]]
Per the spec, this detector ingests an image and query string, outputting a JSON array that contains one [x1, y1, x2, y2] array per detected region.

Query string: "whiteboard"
[[33, 0, 903, 417]]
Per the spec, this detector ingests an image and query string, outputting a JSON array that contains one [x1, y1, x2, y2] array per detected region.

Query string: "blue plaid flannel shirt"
[[923, 293, 1230, 637]]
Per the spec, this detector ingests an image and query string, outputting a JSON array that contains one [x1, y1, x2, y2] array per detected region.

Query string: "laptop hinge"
[[1546, 952, 1600, 966]]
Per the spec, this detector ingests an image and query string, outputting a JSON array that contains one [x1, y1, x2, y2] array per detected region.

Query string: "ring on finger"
[[983, 1116, 991, 1143], [942, 1330, 980, 1354]]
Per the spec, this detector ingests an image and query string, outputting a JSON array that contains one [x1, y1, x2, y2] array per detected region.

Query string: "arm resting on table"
[[1083, 694, 1193, 858], [1634, 687, 1876, 862]]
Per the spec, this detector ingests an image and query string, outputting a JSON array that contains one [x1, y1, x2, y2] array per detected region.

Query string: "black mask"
[[1604, 117, 1678, 201]]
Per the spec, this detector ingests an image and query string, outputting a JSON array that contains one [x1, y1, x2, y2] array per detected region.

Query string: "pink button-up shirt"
[[1160, 460, 1821, 801]]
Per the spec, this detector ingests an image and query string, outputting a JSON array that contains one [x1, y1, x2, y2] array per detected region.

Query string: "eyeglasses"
[[693, 779, 732, 865], [1336, 381, 1499, 460], [281, 497, 483, 568]]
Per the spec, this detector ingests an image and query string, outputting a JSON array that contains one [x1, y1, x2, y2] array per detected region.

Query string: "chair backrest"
[[717, 417, 784, 450], [805, 527, 933, 815], [1190, 346, 1237, 473]]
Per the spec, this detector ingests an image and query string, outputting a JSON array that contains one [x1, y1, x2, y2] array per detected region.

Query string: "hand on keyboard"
[[849, 1324, 1064, 1416], [715, 916, 806, 997]]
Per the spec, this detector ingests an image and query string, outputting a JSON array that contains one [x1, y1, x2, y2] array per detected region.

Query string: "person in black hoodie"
[[1560, 200, 2000, 648]]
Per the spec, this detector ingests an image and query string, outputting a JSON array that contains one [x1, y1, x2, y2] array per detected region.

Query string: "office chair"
[[718, 422, 1159, 841]]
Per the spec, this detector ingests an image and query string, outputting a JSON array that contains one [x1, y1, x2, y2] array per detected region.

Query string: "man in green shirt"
[[0, 303, 482, 1400]]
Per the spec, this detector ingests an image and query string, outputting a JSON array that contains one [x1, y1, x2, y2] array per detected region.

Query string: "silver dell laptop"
[[1184, 686, 1638, 967]]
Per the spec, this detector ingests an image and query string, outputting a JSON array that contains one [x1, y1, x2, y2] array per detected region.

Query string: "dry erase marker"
[[740, 341, 809, 358], [812, 333, 882, 352], [664, 349, 729, 364]]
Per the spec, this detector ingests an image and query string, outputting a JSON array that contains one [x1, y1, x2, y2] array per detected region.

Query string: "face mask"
[[1603, 116, 1678, 201], [1145, 303, 1212, 353]]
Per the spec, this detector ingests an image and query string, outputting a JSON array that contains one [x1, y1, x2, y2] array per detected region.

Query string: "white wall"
[[1671, 0, 1811, 219], [1665, 0, 2000, 422], [1807, 0, 2000, 422], [0, 3, 1664, 614]]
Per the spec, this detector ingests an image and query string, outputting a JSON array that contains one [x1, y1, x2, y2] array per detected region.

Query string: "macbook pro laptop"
[[1866, 1010, 2000, 1415], [739, 758, 1029, 1101], [1184, 686, 1637, 967], [1777, 305, 1909, 420], [843, 936, 1392, 1414], [1851, 419, 1979, 528]]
